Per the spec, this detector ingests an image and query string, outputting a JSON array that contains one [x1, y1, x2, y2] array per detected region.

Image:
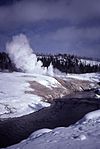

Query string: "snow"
[[80, 59, 100, 66], [54, 68, 100, 83], [95, 88, 100, 95], [0, 71, 100, 148], [0, 72, 62, 118], [29, 129, 52, 139], [5, 110, 100, 149], [79, 134, 87, 141], [0, 71, 99, 118], [30, 74, 61, 88], [95, 88, 100, 98], [66, 73, 100, 82], [96, 94, 100, 98], [84, 110, 100, 120]]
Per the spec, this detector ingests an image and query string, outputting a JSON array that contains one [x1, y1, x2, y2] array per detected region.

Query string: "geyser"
[[6, 34, 53, 75]]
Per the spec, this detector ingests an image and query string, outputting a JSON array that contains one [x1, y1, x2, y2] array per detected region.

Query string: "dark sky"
[[0, 0, 100, 58]]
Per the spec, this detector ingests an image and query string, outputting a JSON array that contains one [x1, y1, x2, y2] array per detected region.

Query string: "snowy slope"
[[0, 72, 63, 118], [66, 73, 100, 82], [54, 68, 100, 82], [80, 59, 100, 66], [5, 110, 100, 149], [54, 70, 100, 85]]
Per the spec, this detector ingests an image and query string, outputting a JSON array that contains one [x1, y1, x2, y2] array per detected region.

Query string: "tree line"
[[0, 52, 16, 71], [37, 54, 100, 74], [0, 52, 100, 73]]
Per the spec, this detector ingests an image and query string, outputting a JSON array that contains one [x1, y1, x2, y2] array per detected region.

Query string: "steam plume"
[[6, 34, 53, 76]]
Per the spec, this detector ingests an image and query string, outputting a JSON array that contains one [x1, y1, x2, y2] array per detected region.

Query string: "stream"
[[0, 89, 100, 148]]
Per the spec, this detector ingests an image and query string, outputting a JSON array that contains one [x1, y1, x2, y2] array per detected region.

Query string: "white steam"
[[6, 34, 53, 76]]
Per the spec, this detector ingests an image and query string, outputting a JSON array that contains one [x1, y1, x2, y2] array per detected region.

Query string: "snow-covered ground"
[[0, 72, 100, 118], [5, 110, 100, 149], [0, 71, 100, 149], [54, 69, 100, 82], [0, 72, 63, 118], [66, 73, 100, 82], [80, 59, 100, 66]]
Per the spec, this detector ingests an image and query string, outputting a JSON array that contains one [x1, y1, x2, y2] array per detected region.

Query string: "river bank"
[[0, 90, 100, 148]]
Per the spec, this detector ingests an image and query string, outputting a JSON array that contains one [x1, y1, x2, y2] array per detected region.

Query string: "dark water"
[[0, 90, 100, 148]]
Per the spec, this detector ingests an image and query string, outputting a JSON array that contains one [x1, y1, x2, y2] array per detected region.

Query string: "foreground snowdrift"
[[5, 110, 100, 149]]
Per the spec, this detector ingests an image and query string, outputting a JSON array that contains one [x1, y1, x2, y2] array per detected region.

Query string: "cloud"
[[28, 26, 100, 58], [0, 0, 100, 58], [0, 0, 100, 30], [0, 0, 66, 30]]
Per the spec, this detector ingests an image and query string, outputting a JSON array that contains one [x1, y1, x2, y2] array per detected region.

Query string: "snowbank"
[[84, 110, 100, 120], [6, 109, 100, 149]]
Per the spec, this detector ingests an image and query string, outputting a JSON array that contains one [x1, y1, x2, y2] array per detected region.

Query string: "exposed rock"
[[26, 78, 99, 103], [56, 77, 99, 92], [25, 81, 69, 102]]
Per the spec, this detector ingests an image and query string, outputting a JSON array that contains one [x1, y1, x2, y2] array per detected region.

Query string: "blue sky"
[[0, 0, 100, 58]]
